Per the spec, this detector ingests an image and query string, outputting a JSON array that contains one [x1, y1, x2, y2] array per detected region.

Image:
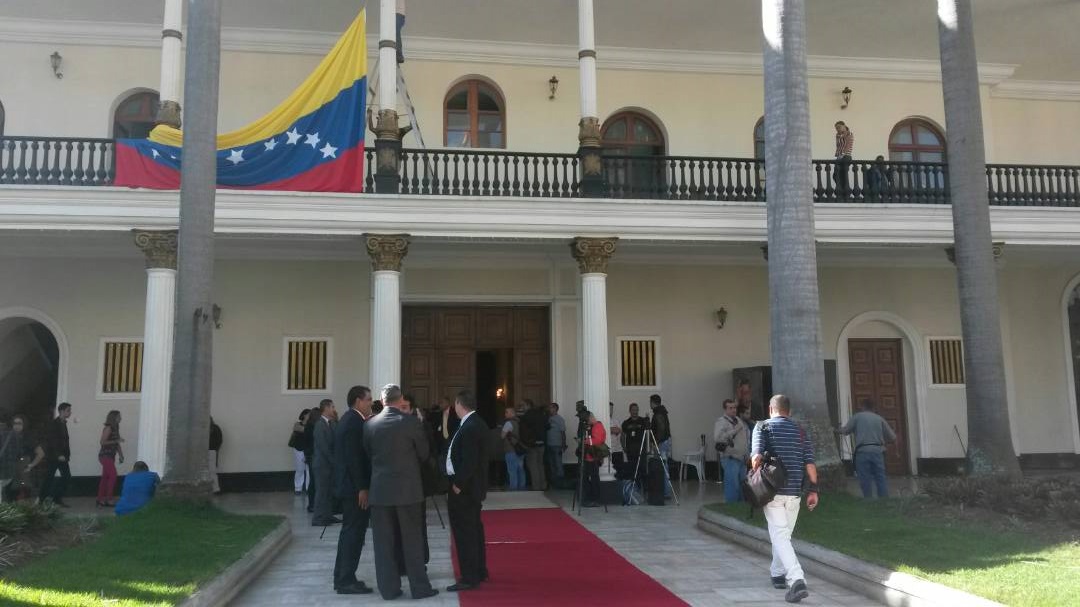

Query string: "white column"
[[365, 234, 410, 392], [157, 0, 184, 127], [577, 0, 598, 121], [572, 237, 617, 480], [379, 0, 398, 111], [134, 230, 177, 474]]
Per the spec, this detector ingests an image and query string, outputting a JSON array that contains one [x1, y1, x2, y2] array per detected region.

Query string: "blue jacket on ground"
[[115, 471, 160, 516]]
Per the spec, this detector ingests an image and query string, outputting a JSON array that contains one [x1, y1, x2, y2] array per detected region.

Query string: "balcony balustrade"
[[3, 135, 1079, 207]]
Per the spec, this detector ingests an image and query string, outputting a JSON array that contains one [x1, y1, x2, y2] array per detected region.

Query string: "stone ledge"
[[696, 506, 1002, 607], [179, 518, 291, 607]]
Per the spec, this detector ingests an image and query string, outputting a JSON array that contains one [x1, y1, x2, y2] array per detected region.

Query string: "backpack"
[[741, 422, 788, 508], [621, 480, 643, 505]]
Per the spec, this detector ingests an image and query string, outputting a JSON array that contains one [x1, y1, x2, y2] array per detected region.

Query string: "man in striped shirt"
[[834, 121, 854, 197], [751, 394, 819, 604]]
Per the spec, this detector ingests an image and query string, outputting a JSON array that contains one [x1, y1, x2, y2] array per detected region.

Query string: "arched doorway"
[[601, 110, 666, 196], [112, 90, 160, 139], [1061, 279, 1080, 452], [836, 312, 927, 475], [0, 315, 61, 442]]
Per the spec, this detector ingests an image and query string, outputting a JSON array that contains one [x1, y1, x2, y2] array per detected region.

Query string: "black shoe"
[[306, 506, 314, 513], [446, 582, 478, 592], [336, 582, 374, 595], [785, 579, 809, 603], [479, 571, 489, 582], [771, 575, 788, 589], [384, 589, 404, 600], [412, 588, 439, 600], [330, 516, 342, 524]]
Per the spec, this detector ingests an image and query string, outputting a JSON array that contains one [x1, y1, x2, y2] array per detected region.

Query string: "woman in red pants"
[[97, 410, 125, 507]]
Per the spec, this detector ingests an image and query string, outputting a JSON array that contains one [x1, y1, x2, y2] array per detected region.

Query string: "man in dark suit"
[[446, 389, 489, 592], [332, 386, 375, 595], [39, 402, 73, 507], [312, 399, 340, 526], [362, 384, 438, 601], [429, 397, 459, 457]]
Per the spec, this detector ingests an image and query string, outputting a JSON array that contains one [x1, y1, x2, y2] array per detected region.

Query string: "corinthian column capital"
[[364, 233, 411, 272], [571, 237, 618, 274], [133, 229, 178, 270]]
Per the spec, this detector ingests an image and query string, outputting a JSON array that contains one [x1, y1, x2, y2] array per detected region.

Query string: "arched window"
[[753, 116, 765, 159], [888, 119, 946, 163], [601, 111, 665, 156], [113, 91, 160, 139], [444, 79, 505, 149]]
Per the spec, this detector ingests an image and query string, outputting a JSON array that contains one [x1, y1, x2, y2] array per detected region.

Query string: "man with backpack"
[[714, 398, 749, 502], [519, 399, 547, 491], [750, 394, 819, 604]]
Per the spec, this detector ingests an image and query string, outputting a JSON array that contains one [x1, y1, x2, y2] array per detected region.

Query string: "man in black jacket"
[[39, 402, 72, 507], [445, 389, 489, 592], [332, 386, 375, 595], [649, 394, 673, 499]]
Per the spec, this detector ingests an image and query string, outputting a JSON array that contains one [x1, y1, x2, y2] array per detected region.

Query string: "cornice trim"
[[0, 17, 1019, 85], [991, 80, 1080, 102]]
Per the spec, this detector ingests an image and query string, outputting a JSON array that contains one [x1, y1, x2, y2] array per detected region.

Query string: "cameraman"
[[649, 394, 672, 499], [582, 411, 607, 507], [713, 399, 748, 502]]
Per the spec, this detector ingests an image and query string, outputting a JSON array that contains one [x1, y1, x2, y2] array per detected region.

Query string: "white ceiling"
[[2, 0, 1079, 80]]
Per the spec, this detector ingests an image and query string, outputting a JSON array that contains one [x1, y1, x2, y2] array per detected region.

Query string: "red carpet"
[[452, 508, 687, 606]]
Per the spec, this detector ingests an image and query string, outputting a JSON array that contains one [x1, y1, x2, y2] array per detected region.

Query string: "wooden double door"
[[402, 306, 550, 427], [848, 339, 910, 475]]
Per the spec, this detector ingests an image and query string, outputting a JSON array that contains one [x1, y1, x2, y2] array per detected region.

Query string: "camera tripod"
[[570, 420, 608, 515], [630, 427, 680, 506]]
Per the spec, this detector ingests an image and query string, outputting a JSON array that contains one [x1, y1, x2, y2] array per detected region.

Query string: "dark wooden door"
[[848, 339, 909, 475]]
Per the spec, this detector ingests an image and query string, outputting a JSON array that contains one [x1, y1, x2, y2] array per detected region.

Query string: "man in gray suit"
[[362, 384, 438, 600], [312, 398, 340, 527]]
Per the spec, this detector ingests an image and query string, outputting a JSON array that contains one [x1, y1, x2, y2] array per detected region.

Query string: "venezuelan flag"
[[115, 9, 368, 192]]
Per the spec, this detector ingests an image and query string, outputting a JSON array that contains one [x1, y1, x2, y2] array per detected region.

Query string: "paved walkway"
[[223, 481, 883, 607]]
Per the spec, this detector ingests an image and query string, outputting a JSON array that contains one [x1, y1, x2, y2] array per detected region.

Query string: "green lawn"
[[0, 499, 281, 607], [709, 494, 1080, 607]]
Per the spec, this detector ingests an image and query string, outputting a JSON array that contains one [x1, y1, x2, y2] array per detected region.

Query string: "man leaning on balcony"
[[834, 121, 855, 198]]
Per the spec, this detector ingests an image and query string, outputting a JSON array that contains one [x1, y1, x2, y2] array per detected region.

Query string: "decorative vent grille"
[[286, 339, 329, 391], [620, 338, 658, 388], [102, 341, 143, 394], [929, 338, 965, 385]]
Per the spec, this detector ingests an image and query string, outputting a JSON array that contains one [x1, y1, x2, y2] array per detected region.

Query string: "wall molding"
[[0, 17, 1022, 85], [992, 80, 1080, 102]]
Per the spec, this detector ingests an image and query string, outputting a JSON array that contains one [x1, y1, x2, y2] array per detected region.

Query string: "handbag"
[[741, 422, 788, 508]]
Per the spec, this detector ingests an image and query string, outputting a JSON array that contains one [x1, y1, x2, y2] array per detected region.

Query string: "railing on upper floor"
[[3, 135, 1080, 207]]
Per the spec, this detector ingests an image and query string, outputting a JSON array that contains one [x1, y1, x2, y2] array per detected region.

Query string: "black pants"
[[39, 460, 70, 503], [448, 491, 486, 583], [371, 503, 432, 599], [312, 464, 333, 523], [583, 460, 601, 504], [306, 459, 316, 509], [333, 493, 371, 589], [834, 154, 852, 197]]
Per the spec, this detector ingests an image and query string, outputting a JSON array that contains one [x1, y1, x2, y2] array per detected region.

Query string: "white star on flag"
[[227, 149, 245, 165], [286, 129, 301, 145], [151, 149, 161, 159], [305, 133, 321, 148], [320, 143, 338, 159], [264, 138, 278, 152]]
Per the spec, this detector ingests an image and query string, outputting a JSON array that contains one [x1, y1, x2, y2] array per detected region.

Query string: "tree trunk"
[[937, 0, 1020, 477], [163, 0, 222, 495], [761, 0, 838, 469]]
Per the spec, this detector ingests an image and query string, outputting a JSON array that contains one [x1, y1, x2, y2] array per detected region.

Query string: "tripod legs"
[[630, 429, 679, 506]]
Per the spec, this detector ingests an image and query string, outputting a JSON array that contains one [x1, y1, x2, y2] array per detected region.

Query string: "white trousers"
[[208, 449, 221, 493], [763, 494, 804, 582], [293, 449, 308, 491]]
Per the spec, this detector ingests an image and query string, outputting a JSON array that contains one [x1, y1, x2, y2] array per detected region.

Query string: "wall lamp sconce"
[[548, 75, 559, 100], [212, 304, 223, 329], [840, 86, 852, 110], [495, 387, 505, 400], [50, 51, 64, 79], [715, 307, 728, 330]]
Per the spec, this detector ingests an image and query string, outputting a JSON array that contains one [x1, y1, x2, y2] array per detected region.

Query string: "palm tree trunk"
[[761, 0, 838, 468], [937, 0, 1020, 477], [164, 0, 222, 495]]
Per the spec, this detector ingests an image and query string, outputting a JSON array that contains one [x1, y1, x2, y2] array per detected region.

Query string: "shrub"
[[0, 502, 60, 536], [922, 475, 1080, 529]]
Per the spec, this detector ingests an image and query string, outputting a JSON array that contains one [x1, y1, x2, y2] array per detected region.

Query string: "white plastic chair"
[[680, 434, 706, 481]]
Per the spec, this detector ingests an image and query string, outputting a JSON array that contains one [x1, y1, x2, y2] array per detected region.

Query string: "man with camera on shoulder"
[[714, 398, 749, 502]]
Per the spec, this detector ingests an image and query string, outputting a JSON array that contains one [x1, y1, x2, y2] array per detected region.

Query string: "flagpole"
[[164, 0, 222, 497]]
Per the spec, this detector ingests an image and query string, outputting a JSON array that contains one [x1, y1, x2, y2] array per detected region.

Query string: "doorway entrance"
[[402, 306, 550, 428], [0, 317, 60, 437], [847, 338, 910, 475]]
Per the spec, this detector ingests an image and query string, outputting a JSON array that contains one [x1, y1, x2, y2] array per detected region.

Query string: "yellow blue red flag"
[[116, 9, 368, 192]]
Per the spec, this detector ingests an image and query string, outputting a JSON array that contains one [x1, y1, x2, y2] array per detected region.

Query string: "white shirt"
[[445, 410, 476, 476]]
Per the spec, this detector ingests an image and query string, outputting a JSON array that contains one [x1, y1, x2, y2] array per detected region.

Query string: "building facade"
[[2, 0, 1080, 484]]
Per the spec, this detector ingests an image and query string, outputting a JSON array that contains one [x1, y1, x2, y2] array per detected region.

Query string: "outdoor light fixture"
[[548, 75, 559, 100], [212, 304, 223, 329], [715, 307, 728, 330], [841, 86, 852, 110], [50, 51, 63, 79], [496, 387, 505, 400]]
